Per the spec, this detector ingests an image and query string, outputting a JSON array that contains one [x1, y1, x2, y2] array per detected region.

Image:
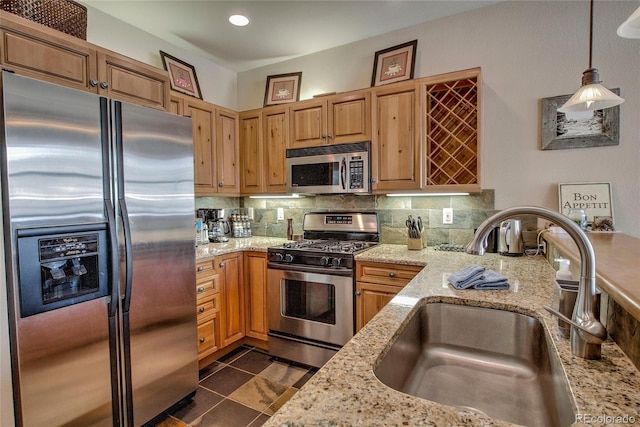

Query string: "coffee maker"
[[196, 209, 230, 242]]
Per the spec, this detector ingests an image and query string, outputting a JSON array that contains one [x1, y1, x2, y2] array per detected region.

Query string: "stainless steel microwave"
[[286, 142, 371, 194]]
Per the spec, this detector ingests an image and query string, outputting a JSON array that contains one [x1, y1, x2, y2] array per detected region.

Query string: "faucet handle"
[[543, 305, 607, 344]]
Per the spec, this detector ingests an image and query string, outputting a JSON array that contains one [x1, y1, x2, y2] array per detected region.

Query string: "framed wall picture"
[[558, 182, 613, 225], [371, 40, 417, 87], [541, 89, 620, 150], [264, 72, 302, 106], [160, 51, 202, 99]]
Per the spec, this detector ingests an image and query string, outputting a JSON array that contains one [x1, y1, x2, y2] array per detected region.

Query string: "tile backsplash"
[[195, 190, 536, 247]]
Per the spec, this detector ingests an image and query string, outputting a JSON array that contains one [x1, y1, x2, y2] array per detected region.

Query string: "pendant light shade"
[[617, 5, 640, 38], [558, 0, 624, 113]]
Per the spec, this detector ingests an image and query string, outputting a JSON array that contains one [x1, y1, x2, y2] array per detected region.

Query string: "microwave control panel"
[[349, 156, 364, 189]]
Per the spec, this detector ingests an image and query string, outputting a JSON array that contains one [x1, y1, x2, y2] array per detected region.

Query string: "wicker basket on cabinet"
[[0, 0, 87, 39]]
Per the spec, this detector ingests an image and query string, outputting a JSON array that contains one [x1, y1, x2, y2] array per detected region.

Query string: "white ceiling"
[[81, 0, 501, 72]]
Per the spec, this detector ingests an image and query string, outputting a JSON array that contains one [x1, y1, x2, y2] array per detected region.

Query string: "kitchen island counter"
[[264, 245, 640, 426]]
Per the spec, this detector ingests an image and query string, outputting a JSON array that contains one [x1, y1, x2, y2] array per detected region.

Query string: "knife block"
[[407, 230, 426, 250]]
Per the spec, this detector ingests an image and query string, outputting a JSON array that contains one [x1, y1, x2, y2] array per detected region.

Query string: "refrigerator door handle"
[[101, 97, 120, 318], [114, 101, 134, 314]]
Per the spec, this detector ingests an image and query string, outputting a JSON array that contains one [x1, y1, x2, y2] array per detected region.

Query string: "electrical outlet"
[[277, 207, 284, 221], [248, 207, 254, 220], [442, 208, 453, 224]]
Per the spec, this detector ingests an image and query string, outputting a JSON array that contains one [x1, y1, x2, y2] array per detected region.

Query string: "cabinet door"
[[0, 15, 98, 92], [97, 50, 170, 111], [355, 282, 401, 332], [240, 110, 263, 194], [422, 68, 481, 193], [185, 99, 216, 192], [218, 253, 245, 347], [169, 94, 185, 116], [244, 252, 268, 341], [263, 106, 289, 193], [328, 91, 371, 144], [289, 99, 326, 148], [216, 107, 240, 193], [372, 81, 422, 192]]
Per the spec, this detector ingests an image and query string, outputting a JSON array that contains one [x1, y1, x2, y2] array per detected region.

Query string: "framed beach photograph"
[[160, 51, 202, 99], [371, 40, 417, 87], [264, 72, 302, 106], [541, 89, 620, 150]]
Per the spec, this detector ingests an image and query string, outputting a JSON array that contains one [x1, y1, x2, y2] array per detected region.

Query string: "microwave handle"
[[340, 157, 347, 190]]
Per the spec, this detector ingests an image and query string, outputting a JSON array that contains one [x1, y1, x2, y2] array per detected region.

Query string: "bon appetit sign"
[[558, 182, 613, 224]]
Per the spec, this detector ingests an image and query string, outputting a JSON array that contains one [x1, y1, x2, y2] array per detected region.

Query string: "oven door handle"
[[340, 157, 347, 190]]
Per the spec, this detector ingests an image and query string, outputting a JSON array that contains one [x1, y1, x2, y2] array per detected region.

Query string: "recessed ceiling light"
[[229, 14, 249, 26]]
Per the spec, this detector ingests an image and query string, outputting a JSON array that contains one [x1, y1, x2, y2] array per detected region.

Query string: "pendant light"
[[558, 0, 625, 113], [618, 5, 640, 38]]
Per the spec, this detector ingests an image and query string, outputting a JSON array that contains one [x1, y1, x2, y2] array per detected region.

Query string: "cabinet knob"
[[371, 177, 378, 183], [321, 133, 327, 139], [197, 266, 204, 272], [90, 79, 99, 87], [218, 182, 224, 187], [327, 133, 334, 139], [219, 262, 225, 268], [355, 291, 361, 296], [198, 287, 205, 293], [389, 272, 395, 278], [199, 337, 205, 343], [198, 307, 205, 313], [100, 81, 109, 89]]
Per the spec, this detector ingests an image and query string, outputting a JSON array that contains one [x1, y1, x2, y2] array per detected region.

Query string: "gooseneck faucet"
[[466, 206, 607, 359]]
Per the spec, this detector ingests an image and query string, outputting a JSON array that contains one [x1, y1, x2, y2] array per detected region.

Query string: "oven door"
[[267, 268, 354, 346]]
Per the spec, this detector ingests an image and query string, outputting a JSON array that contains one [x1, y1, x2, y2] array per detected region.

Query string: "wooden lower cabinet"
[[196, 259, 221, 360], [355, 261, 423, 331], [244, 252, 269, 342], [217, 252, 245, 348]]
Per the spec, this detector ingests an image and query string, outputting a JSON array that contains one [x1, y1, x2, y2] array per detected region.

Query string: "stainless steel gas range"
[[267, 212, 379, 367]]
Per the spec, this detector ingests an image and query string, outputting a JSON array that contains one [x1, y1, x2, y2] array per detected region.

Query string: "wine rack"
[[425, 71, 480, 189]]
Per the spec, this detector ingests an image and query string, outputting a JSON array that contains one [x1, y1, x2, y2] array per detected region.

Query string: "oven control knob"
[[320, 256, 331, 266], [274, 253, 284, 262], [331, 257, 341, 267], [284, 254, 295, 263]]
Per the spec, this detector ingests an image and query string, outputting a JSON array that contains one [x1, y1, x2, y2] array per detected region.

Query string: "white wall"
[[238, 1, 640, 238], [84, 5, 238, 109]]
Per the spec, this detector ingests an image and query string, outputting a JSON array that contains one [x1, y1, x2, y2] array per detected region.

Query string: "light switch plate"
[[443, 208, 453, 224], [277, 207, 284, 221]]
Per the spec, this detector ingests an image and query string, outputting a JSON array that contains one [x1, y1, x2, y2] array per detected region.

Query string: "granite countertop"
[[544, 231, 640, 321], [264, 245, 640, 427], [195, 236, 287, 259]]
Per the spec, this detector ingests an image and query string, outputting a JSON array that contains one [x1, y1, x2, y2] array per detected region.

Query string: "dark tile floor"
[[156, 346, 317, 427]]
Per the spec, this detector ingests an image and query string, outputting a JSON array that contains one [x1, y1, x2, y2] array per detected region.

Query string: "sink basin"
[[374, 302, 576, 427]]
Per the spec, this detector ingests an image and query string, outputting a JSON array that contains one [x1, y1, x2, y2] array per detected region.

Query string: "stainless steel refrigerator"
[[1, 71, 198, 426]]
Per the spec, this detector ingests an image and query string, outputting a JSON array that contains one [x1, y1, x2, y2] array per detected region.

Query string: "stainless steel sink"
[[374, 302, 576, 427]]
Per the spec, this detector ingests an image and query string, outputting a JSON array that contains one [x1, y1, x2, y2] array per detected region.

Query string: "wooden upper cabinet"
[[421, 68, 481, 193], [97, 49, 170, 110], [371, 80, 422, 192], [289, 98, 325, 148], [263, 106, 288, 193], [328, 91, 371, 144], [289, 90, 371, 149], [216, 107, 240, 193], [0, 13, 170, 110], [240, 110, 264, 194], [0, 13, 97, 92], [240, 106, 288, 195], [184, 98, 216, 192]]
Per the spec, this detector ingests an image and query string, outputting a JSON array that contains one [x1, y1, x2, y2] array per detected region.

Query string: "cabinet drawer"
[[196, 260, 215, 279], [356, 262, 422, 286], [197, 294, 219, 323], [196, 274, 220, 301], [197, 320, 215, 353]]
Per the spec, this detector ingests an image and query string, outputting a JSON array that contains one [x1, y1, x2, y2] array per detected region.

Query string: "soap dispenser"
[[552, 258, 578, 338]]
